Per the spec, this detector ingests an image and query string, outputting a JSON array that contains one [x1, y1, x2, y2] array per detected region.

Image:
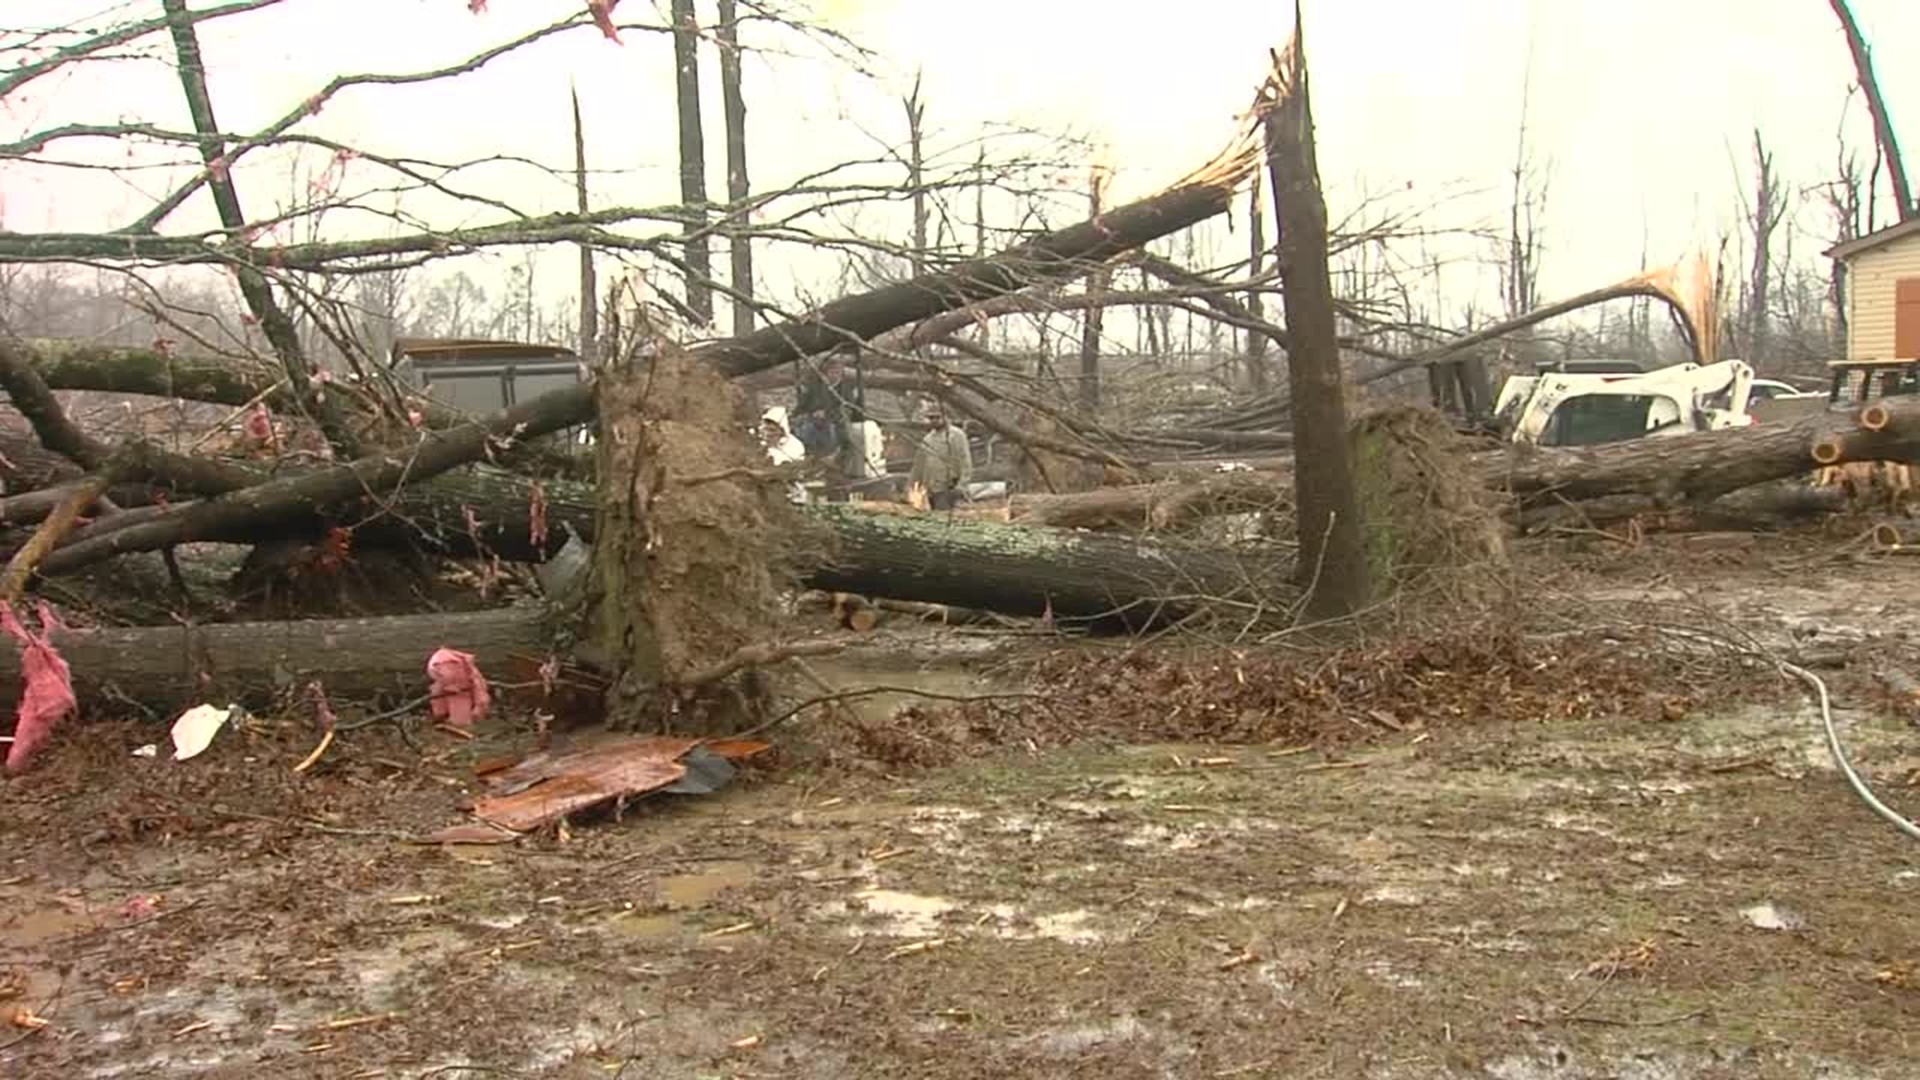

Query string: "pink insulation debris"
[[426, 647, 490, 729], [3, 602, 77, 773]]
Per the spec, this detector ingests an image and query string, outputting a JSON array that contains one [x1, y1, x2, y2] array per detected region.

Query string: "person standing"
[[759, 407, 809, 504], [909, 404, 972, 511]]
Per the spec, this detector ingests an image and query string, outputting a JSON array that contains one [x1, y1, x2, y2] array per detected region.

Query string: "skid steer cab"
[[1491, 359, 1756, 448]]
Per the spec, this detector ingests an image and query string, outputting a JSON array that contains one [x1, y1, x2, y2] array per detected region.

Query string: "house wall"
[[1845, 232, 1920, 360]]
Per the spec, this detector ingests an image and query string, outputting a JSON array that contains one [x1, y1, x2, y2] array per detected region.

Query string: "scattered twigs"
[[724, 684, 1044, 743]]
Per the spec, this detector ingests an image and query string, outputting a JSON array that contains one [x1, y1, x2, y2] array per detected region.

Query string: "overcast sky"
[[2, 0, 1915, 330]]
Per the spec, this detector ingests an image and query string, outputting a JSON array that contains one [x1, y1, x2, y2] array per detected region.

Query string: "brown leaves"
[[463, 1, 619, 45]]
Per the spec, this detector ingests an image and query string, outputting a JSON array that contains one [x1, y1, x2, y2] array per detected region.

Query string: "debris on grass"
[[439, 734, 771, 836], [2, 600, 76, 773], [426, 647, 490, 729], [1740, 902, 1807, 931], [170, 703, 235, 762]]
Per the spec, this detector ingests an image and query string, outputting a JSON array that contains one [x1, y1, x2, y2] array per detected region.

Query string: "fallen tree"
[[798, 503, 1292, 625], [0, 607, 551, 709]]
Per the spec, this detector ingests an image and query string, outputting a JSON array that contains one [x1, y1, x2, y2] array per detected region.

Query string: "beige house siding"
[[1846, 232, 1920, 360]]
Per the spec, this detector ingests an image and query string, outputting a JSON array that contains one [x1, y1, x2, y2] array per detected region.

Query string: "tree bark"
[[1263, 25, 1370, 618], [0, 607, 550, 709], [715, 0, 755, 336], [1828, 0, 1914, 221], [670, 0, 714, 324]]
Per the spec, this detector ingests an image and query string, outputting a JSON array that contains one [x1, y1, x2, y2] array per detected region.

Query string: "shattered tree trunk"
[[1263, 27, 1370, 617], [0, 608, 549, 709]]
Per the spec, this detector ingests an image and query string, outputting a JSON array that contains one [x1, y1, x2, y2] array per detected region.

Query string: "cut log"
[[0, 607, 552, 710]]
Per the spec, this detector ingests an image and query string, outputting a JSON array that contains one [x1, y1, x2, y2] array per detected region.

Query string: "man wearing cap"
[[909, 403, 972, 511]]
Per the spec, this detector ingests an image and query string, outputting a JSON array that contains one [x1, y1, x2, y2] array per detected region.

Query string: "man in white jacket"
[[759, 407, 809, 504]]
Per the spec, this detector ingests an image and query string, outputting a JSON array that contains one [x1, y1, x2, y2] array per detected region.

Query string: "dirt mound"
[[1349, 405, 1509, 607], [841, 624, 1712, 769]]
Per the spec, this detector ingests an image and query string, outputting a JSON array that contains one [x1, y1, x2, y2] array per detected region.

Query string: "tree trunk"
[[1829, 0, 1914, 221], [715, 0, 754, 336], [1263, 23, 1370, 618], [670, 0, 714, 324], [0, 607, 550, 710]]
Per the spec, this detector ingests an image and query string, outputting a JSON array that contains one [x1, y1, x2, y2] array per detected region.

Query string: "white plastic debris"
[[131, 744, 158, 758], [171, 704, 235, 762], [1739, 902, 1806, 931]]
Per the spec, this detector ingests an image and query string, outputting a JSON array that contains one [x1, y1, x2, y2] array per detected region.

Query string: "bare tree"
[[1733, 130, 1788, 366], [904, 72, 929, 278], [1244, 171, 1271, 392], [716, 0, 754, 336], [1502, 50, 1547, 323], [1263, 23, 1370, 618], [159, 0, 358, 456], [571, 85, 598, 361], [670, 0, 713, 324], [1076, 164, 1109, 409], [1827, 0, 1912, 222]]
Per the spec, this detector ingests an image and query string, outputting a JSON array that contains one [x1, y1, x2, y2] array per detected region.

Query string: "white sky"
[[2, 0, 1916, 328]]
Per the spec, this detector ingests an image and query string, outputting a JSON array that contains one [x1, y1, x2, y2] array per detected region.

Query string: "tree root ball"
[[589, 329, 804, 731], [1348, 405, 1509, 606]]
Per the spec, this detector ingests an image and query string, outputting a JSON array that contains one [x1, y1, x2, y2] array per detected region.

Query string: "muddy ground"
[[4, 533, 1920, 1078]]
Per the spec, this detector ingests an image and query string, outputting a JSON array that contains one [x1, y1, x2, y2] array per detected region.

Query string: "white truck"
[[1491, 359, 1758, 448]]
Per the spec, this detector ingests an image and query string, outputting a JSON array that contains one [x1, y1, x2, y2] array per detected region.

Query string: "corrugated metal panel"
[[1846, 234, 1920, 359]]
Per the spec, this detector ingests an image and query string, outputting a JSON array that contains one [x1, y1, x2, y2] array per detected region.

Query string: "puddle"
[[847, 888, 956, 936], [658, 861, 754, 909], [609, 913, 691, 940], [3, 904, 95, 945], [1034, 1015, 1149, 1056]]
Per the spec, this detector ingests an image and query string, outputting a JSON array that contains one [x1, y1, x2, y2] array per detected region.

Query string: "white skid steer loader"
[[1492, 359, 1757, 448]]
